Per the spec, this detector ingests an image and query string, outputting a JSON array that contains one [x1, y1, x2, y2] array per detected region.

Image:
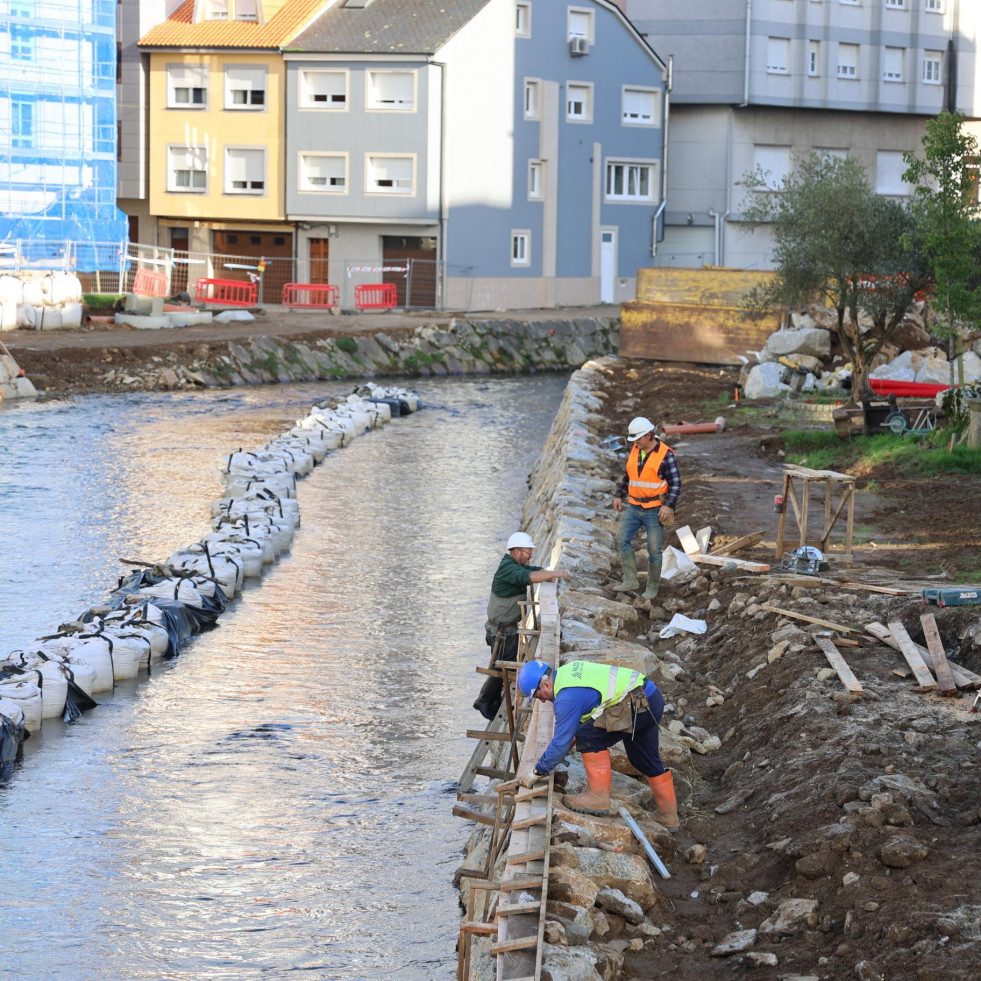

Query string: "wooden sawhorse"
[[775, 464, 856, 566]]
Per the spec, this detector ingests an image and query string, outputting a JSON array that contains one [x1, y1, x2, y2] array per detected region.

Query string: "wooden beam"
[[866, 621, 981, 690], [710, 530, 765, 555], [761, 604, 860, 633], [919, 613, 958, 695], [692, 553, 771, 572], [886, 620, 938, 691], [814, 635, 864, 695]]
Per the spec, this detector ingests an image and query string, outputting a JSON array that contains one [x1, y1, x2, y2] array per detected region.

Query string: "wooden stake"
[[919, 613, 958, 695], [887, 620, 938, 691], [814, 635, 864, 695]]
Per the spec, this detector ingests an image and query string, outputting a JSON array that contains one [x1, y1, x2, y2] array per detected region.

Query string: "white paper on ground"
[[659, 613, 708, 639]]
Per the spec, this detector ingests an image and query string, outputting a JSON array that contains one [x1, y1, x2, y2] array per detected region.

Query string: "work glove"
[[519, 770, 544, 789]]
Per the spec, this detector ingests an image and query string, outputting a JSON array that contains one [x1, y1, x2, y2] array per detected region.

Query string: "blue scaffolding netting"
[[0, 0, 128, 270]]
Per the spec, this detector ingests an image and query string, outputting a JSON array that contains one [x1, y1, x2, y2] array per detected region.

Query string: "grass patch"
[[82, 293, 125, 314]]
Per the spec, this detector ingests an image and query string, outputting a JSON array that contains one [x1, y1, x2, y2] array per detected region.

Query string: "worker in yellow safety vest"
[[612, 416, 681, 601], [516, 659, 680, 831]]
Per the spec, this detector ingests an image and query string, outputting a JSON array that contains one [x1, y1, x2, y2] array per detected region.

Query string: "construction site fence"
[[0, 239, 447, 311]]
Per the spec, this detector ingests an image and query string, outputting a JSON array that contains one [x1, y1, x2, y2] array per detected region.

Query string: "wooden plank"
[[506, 849, 545, 865], [710, 530, 765, 556], [692, 553, 771, 572], [452, 804, 497, 827], [814, 635, 864, 695], [886, 620, 938, 691], [466, 729, 524, 743], [761, 604, 859, 633], [460, 921, 497, 935], [497, 901, 541, 916], [490, 934, 539, 955], [675, 524, 700, 555], [497, 876, 544, 892], [512, 812, 548, 831], [919, 613, 958, 694], [866, 622, 981, 690]]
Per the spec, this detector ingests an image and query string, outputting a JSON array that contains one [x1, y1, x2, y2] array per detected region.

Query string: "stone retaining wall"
[[100, 316, 620, 391]]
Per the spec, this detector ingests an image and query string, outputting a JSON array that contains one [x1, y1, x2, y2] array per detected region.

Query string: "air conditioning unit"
[[570, 37, 589, 56]]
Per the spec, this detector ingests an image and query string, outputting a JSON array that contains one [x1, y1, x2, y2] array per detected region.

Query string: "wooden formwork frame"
[[775, 464, 856, 566]]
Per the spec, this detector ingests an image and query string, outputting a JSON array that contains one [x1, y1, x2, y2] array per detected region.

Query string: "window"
[[567, 7, 593, 41], [566, 82, 593, 122], [605, 160, 657, 202], [925, 0, 943, 11], [299, 70, 347, 109], [885, 0, 905, 7], [367, 71, 415, 110], [366, 154, 415, 194], [524, 79, 541, 119], [883, 47, 904, 81], [225, 147, 265, 193], [12, 98, 33, 148], [10, 25, 33, 61], [923, 51, 942, 83], [807, 41, 820, 76], [300, 153, 347, 192], [753, 145, 790, 189], [965, 157, 980, 205], [167, 64, 208, 108], [511, 231, 530, 266], [516, 1, 531, 36], [622, 86, 658, 125], [767, 37, 789, 74], [225, 66, 266, 108], [167, 145, 208, 192], [529, 160, 543, 199], [205, 0, 228, 18], [839, 0, 858, 5], [876, 150, 911, 196], [837, 43, 859, 78], [203, 0, 258, 20]]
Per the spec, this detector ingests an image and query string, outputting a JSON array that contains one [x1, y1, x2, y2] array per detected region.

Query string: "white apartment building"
[[625, 0, 980, 270]]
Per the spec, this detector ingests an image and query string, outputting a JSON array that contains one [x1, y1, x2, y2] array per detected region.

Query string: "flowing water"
[[0, 373, 569, 981]]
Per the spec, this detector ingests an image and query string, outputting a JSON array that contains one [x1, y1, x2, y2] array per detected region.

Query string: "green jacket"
[[485, 553, 542, 632]]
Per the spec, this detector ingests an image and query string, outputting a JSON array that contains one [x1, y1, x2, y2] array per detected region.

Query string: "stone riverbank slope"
[[459, 356, 981, 981]]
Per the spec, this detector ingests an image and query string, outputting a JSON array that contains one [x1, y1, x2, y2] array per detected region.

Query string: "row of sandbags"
[[0, 383, 421, 779]]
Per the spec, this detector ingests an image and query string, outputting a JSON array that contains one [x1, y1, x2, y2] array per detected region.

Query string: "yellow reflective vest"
[[553, 660, 646, 724]]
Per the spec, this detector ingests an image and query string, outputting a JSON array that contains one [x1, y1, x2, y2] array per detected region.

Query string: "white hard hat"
[[506, 532, 536, 551], [626, 416, 656, 441]]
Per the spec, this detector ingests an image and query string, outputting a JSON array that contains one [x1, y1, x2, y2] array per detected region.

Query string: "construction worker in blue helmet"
[[472, 532, 570, 720], [515, 659, 679, 831]]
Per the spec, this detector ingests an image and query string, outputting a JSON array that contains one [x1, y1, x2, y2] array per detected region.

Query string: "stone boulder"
[[539, 942, 624, 981], [551, 843, 661, 911], [743, 362, 791, 400], [763, 327, 832, 360]]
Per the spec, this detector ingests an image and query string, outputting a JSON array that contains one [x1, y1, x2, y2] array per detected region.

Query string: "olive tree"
[[740, 151, 928, 396], [902, 109, 981, 384]]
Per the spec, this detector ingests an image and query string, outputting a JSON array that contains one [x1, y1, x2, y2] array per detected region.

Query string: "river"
[[0, 373, 569, 981]]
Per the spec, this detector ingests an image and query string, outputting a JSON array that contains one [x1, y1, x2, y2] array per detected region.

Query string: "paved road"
[[2, 303, 620, 355]]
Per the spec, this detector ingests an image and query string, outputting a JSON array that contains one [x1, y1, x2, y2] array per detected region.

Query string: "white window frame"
[[883, 47, 904, 82], [923, 51, 942, 83], [205, 0, 228, 20], [299, 70, 348, 110], [753, 145, 791, 190], [567, 7, 594, 42], [511, 230, 531, 266], [366, 70, 416, 111], [837, 43, 859, 78], [839, 0, 859, 6], [621, 86, 659, 126], [524, 78, 541, 120], [604, 158, 658, 203], [528, 160, 543, 200], [365, 153, 416, 195], [566, 81, 593, 122], [885, 0, 905, 8], [167, 64, 208, 109], [767, 37, 790, 74], [10, 24, 33, 61], [167, 145, 208, 193], [299, 153, 348, 193], [516, 1, 531, 37], [224, 146, 266, 195], [224, 65, 266, 110], [807, 41, 820, 76], [924, 0, 943, 12], [876, 150, 912, 196]]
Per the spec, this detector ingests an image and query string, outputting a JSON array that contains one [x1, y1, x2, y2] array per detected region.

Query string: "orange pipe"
[[661, 416, 725, 435]]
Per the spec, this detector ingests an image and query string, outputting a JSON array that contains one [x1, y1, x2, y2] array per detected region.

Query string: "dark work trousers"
[[573, 687, 667, 777], [473, 629, 519, 721]]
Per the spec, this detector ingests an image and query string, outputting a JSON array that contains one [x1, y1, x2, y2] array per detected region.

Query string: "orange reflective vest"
[[626, 440, 670, 509]]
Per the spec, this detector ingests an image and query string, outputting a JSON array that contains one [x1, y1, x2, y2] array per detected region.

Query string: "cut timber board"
[[886, 620, 938, 691], [676, 525, 700, 556], [814, 636, 864, 695], [866, 622, 981, 690], [762, 604, 859, 634], [692, 553, 771, 573], [710, 530, 765, 556], [919, 614, 958, 694]]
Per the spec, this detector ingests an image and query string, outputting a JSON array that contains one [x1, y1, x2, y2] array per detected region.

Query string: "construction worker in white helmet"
[[612, 416, 682, 601], [472, 531, 570, 720]]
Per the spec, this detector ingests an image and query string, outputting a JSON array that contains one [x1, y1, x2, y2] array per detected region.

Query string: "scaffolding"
[[0, 0, 128, 267]]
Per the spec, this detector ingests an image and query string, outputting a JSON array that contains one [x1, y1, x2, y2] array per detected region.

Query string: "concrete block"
[[114, 313, 173, 329], [123, 294, 165, 316]]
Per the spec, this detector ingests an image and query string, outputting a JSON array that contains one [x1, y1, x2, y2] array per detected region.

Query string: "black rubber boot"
[[473, 675, 503, 720]]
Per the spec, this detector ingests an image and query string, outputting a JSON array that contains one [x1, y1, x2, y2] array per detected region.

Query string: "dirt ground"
[[6, 322, 981, 978], [592, 360, 981, 980]]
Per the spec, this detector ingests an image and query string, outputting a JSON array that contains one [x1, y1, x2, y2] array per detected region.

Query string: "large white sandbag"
[[137, 577, 208, 609], [0, 679, 43, 733], [31, 660, 70, 719], [67, 639, 115, 692]]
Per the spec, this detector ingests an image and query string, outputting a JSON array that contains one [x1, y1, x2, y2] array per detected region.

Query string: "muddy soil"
[[592, 360, 981, 980]]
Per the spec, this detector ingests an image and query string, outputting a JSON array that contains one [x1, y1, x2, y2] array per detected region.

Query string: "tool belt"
[[593, 689, 650, 733]]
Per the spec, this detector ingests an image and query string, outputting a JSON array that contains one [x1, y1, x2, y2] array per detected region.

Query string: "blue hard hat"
[[517, 660, 550, 698]]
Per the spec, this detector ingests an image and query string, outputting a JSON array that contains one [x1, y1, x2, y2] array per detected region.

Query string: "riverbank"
[[460, 356, 981, 980], [2, 304, 619, 398]]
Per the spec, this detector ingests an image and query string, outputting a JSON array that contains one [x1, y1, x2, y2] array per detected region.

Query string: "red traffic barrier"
[[194, 278, 257, 308], [282, 283, 339, 309], [133, 268, 167, 297], [354, 283, 397, 311]]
